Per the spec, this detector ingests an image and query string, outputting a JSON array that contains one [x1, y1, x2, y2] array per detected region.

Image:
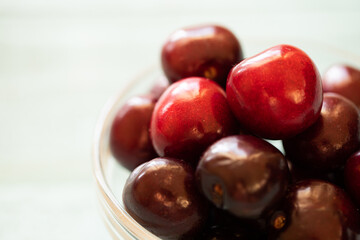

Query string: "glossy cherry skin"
[[226, 44, 323, 140], [283, 93, 360, 173], [345, 150, 360, 206], [161, 24, 243, 88], [150, 77, 238, 165], [122, 157, 208, 239], [110, 95, 157, 170], [268, 180, 360, 240], [323, 64, 360, 108], [196, 135, 289, 219]]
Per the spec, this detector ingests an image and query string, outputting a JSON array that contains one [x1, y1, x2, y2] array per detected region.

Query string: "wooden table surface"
[[0, 0, 359, 239]]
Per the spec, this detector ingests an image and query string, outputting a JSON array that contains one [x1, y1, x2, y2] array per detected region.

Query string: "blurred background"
[[0, 0, 359, 239]]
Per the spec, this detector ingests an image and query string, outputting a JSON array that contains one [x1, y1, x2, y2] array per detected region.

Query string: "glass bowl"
[[92, 65, 161, 240], [92, 42, 360, 240]]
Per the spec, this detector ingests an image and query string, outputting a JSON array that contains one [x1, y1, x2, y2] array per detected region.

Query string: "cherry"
[[322, 64, 360, 108], [268, 180, 360, 240], [150, 77, 238, 165], [161, 24, 243, 88], [196, 135, 289, 219], [344, 150, 360, 206], [226, 44, 323, 140], [122, 157, 208, 239], [110, 95, 157, 170], [283, 93, 360, 173]]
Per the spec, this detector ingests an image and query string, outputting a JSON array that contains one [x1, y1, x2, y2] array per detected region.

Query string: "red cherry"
[[196, 135, 289, 219], [283, 93, 360, 173], [322, 64, 360, 108], [226, 44, 323, 140], [161, 24, 243, 88], [110, 95, 157, 170], [123, 157, 208, 239], [150, 77, 238, 165], [344, 150, 360, 206], [269, 180, 360, 240]]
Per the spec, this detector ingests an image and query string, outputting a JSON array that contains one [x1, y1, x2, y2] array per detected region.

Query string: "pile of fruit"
[[109, 24, 360, 240]]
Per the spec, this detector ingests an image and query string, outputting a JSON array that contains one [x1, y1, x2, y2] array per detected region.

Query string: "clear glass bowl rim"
[[92, 65, 160, 240]]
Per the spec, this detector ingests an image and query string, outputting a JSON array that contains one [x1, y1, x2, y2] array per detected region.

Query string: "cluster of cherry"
[[109, 24, 360, 239]]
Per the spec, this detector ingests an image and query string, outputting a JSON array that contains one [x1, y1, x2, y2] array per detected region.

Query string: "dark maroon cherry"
[[268, 180, 360, 240], [344, 150, 360, 206], [226, 44, 323, 140], [323, 64, 360, 108], [123, 157, 208, 239], [110, 95, 158, 170], [161, 24, 243, 88], [196, 135, 289, 219], [283, 93, 360, 173], [150, 77, 238, 165]]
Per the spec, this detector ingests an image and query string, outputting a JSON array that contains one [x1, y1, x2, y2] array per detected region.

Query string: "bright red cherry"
[[226, 44, 323, 140], [283, 93, 360, 173], [322, 64, 360, 108], [344, 150, 360, 206], [161, 24, 243, 88], [110, 95, 157, 170], [150, 77, 238, 165]]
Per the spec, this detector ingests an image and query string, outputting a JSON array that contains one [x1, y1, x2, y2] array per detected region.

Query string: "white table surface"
[[0, 0, 359, 239]]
